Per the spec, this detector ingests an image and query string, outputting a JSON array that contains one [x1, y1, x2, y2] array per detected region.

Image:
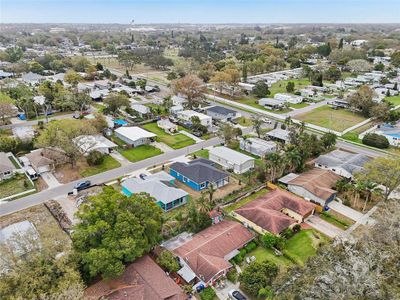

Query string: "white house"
[[258, 98, 284, 110], [131, 104, 151, 117], [239, 138, 277, 157], [73, 135, 118, 155], [274, 93, 303, 104], [172, 95, 188, 106], [170, 105, 184, 115], [177, 110, 212, 127], [209, 146, 254, 174], [114, 126, 156, 147], [157, 118, 178, 134]]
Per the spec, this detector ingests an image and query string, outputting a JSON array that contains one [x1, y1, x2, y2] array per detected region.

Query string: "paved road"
[[0, 137, 221, 217], [0, 113, 76, 130]]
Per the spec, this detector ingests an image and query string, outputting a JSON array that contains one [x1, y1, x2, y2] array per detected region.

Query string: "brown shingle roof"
[[84, 255, 186, 300], [173, 220, 254, 283], [288, 168, 341, 201], [235, 189, 315, 234]]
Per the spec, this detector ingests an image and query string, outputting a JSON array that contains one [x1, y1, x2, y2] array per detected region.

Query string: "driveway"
[[179, 130, 203, 143], [152, 141, 174, 152], [40, 172, 61, 188], [305, 215, 344, 238], [214, 278, 248, 300], [328, 200, 364, 222], [109, 151, 130, 166]]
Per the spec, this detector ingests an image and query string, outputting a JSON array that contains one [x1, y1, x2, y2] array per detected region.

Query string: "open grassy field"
[[296, 105, 366, 132], [120, 144, 163, 162], [0, 174, 35, 199], [245, 246, 294, 268], [269, 78, 311, 96], [192, 149, 210, 159], [80, 155, 121, 177], [236, 116, 254, 127], [142, 122, 195, 149]]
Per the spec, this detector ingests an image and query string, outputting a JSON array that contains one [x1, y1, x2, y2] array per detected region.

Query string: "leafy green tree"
[[390, 51, 400, 67], [156, 250, 180, 273], [252, 81, 271, 98], [348, 85, 377, 117], [239, 261, 278, 296], [5, 46, 24, 62], [362, 133, 389, 149], [324, 65, 342, 82], [316, 43, 332, 57], [104, 93, 130, 113], [320, 132, 337, 150], [64, 69, 83, 86], [72, 187, 163, 280], [286, 81, 295, 93], [0, 92, 15, 124]]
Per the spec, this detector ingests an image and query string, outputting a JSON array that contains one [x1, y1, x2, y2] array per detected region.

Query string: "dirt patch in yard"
[[35, 177, 48, 191]]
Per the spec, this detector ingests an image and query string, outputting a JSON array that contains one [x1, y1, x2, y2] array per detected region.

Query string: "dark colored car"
[[229, 290, 246, 300], [74, 180, 91, 191]]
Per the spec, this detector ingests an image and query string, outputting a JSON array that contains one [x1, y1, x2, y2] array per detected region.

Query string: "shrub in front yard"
[[239, 261, 278, 296], [281, 228, 295, 239], [199, 287, 216, 300], [226, 269, 238, 283], [293, 224, 301, 233], [156, 250, 180, 273], [86, 150, 105, 166], [362, 133, 389, 149], [245, 241, 257, 253], [261, 233, 286, 250]]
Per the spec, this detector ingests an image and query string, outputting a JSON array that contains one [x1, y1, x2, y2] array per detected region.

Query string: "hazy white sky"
[[1, 0, 400, 23]]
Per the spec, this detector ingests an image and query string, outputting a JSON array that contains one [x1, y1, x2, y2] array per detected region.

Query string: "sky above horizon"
[[1, 0, 399, 24]]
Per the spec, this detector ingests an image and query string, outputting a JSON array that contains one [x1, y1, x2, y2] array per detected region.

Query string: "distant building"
[[265, 128, 291, 143], [274, 93, 303, 104], [177, 110, 212, 127], [258, 98, 284, 110]]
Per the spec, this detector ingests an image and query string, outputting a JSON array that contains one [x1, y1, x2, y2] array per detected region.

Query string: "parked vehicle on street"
[[74, 180, 91, 191]]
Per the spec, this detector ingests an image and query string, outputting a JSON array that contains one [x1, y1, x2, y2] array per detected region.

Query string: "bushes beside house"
[[362, 133, 389, 149], [86, 150, 105, 166], [199, 287, 216, 300]]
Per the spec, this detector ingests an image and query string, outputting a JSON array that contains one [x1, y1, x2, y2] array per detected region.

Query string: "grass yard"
[[341, 131, 362, 144], [269, 78, 311, 96], [385, 95, 400, 106], [80, 155, 121, 177], [235, 96, 291, 114], [224, 188, 269, 213], [319, 211, 354, 230], [0, 174, 35, 199], [192, 149, 210, 159], [289, 102, 309, 109], [296, 105, 366, 132], [92, 103, 106, 112], [283, 229, 329, 265], [120, 145, 163, 162], [142, 122, 195, 149], [245, 246, 294, 268], [236, 116, 253, 127]]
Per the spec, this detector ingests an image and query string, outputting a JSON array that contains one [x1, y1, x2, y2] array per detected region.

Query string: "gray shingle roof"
[[206, 106, 236, 115], [315, 150, 371, 175], [170, 159, 229, 184]]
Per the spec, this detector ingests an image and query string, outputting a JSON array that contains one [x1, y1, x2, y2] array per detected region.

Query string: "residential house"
[[0, 152, 17, 181], [173, 220, 254, 286], [73, 135, 117, 155], [265, 128, 291, 143], [274, 93, 303, 104], [331, 99, 350, 109], [239, 137, 277, 157], [233, 188, 315, 235], [258, 98, 284, 110], [131, 104, 151, 117], [122, 171, 189, 212], [177, 110, 212, 127], [114, 126, 156, 147], [24, 148, 67, 174], [157, 118, 178, 134], [172, 95, 188, 106], [209, 146, 254, 174], [0, 70, 13, 79], [169, 158, 229, 191], [206, 106, 238, 122], [85, 255, 186, 300], [170, 105, 184, 115], [315, 149, 372, 178], [283, 168, 341, 207], [89, 89, 109, 101]]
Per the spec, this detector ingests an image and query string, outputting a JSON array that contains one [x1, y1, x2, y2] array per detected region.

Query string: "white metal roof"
[[209, 146, 254, 164], [115, 126, 156, 142]]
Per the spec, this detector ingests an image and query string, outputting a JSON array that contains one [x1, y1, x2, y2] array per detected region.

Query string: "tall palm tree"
[[205, 183, 217, 205], [361, 180, 379, 212], [196, 194, 212, 214], [284, 148, 302, 172]]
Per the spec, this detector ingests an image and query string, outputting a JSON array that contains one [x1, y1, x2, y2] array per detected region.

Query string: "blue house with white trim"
[[121, 171, 188, 212], [169, 158, 230, 191]]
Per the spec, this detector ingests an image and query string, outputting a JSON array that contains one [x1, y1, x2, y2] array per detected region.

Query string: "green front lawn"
[[289, 102, 309, 109], [296, 105, 366, 132], [319, 211, 353, 230], [120, 145, 163, 162], [142, 122, 195, 149], [283, 229, 329, 265], [236, 116, 253, 127], [269, 78, 311, 96], [225, 188, 269, 213], [192, 149, 210, 159], [385, 95, 400, 106], [235, 96, 291, 114], [80, 155, 121, 177], [0, 174, 35, 199]]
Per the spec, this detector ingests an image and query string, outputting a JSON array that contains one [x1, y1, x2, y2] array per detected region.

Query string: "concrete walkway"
[[109, 151, 130, 166], [152, 141, 174, 152], [286, 99, 329, 117], [40, 172, 61, 188], [179, 130, 203, 143], [305, 215, 344, 238], [328, 200, 365, 222]]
